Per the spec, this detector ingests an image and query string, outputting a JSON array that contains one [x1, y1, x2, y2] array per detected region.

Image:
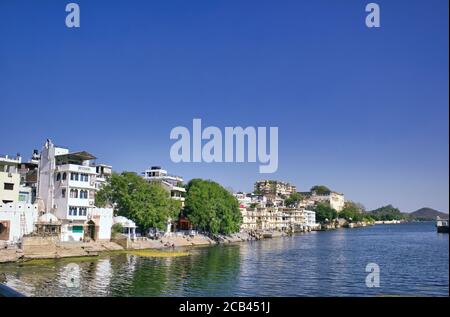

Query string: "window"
[[69, 206, 76, 216], [56, 173, 61, 181], [3, 183, 14, 190], [62, 189, 66, 198], [70, 173, 79, 181], [70, 189, 78, 198], [62, 172, 67, 181], [81, 174, 89, 182]]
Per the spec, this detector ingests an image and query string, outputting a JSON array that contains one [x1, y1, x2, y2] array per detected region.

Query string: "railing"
[[0, 284, 26, 297]]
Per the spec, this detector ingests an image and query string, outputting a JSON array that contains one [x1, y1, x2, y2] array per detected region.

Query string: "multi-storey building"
[[18, 150, 40, 204], [37, 139, 112, 242], [94, 163, 112, 190], [0, 155, 21, 204], [0, 154, 38, 243], [142, 166, 186, 206], [233, 192, 253, 208], [311, 190, 345, 212], [240, 207, 315, 231]]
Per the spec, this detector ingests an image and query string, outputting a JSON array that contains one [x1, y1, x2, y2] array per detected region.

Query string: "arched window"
[[56, 173, 61, 181], [62, 172, 67, 181], [70, 189, 79, 198]]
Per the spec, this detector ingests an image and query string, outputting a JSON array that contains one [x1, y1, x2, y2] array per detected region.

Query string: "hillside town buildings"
[[1, 139, 345, 246], [254, 180, 296, 198]]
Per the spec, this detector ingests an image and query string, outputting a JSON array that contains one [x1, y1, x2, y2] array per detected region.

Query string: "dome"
[[113, 216, 136, 228], [38, 213, 60, 224]]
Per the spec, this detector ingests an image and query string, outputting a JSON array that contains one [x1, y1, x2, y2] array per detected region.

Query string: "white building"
[[234, 192, 253, 208], [303, 209, 318, 228], [240, 207, 315, 231], [142, 166, 186, 206], [94, 164, 112, 190], [37, 139, 113, 242], [0, 203, 38, 243], [90, 208, 114, 240], [113, 216, 136, 241], [311, 191, 345, 212]]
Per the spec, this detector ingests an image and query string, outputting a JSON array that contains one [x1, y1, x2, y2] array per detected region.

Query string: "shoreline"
[[0, 222, 403, 264]]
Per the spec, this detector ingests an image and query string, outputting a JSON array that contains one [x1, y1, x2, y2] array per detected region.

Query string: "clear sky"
[[0, 0, 448, 212]]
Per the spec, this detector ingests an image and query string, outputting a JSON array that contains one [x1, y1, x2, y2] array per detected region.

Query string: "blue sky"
[[0, 0, 448, 212]]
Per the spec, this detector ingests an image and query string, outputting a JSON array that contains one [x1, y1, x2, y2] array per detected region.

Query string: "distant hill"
[[408, 208, 449, 221], [367, 205, 405, 221]]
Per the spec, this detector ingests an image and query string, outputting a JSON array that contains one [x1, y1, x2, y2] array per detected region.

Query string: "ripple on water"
[[1, 222, 448, 296]]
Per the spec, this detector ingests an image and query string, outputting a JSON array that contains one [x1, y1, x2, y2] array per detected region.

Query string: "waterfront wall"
[[0, 203, 38, 243]]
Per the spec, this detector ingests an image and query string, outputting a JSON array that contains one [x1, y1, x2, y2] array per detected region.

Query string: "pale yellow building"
[[0, 155, 21, 204], [240, 207, 313, 231], [311, 191, 345, 212]]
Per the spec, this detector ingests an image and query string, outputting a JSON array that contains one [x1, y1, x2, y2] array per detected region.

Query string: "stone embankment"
[[0, 230, 296, 263]]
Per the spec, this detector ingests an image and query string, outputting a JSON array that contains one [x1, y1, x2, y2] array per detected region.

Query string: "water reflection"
[[0, 222, 448, 297]]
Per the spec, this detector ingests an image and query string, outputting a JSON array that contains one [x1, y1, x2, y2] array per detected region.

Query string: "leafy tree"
[[340, 201, 364, 222], [184, 179, 242, 234], [284, 192, 304, 207], [367, 205, 404, 221], [111, 223, 123, 238], [313, 202, 338, 223], [96, 172, 181, 232], [310, 185, 331, 195]]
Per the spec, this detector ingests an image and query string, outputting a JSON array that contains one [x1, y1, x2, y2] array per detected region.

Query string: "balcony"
[[56, 164, 96, 174]]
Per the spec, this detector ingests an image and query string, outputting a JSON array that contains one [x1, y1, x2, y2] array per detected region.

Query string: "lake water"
[[1, 222, 448, 296]]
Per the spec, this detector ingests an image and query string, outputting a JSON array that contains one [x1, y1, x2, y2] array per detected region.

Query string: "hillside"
[[367, 205, 405, 221], [408, 208, 448, 221]]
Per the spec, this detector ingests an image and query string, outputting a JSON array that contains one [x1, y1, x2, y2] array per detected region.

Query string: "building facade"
[[142, 166, 186, 206], [37, 139, 113, 242], [0, 155, 21, 204], [240, 207, 316, 231], [311, 191, 345, 212], [0, 203, 38, 243]]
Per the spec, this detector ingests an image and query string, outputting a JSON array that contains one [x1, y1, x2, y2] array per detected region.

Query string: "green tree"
[[313, 202, 338, 223], [184, 179, 242, 234], [96, 172, 181, 232], [310, 185, 331, 195], [340, 201, 364, 222], [284, 192, 304, 207], [111, 223, 123, 238]]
